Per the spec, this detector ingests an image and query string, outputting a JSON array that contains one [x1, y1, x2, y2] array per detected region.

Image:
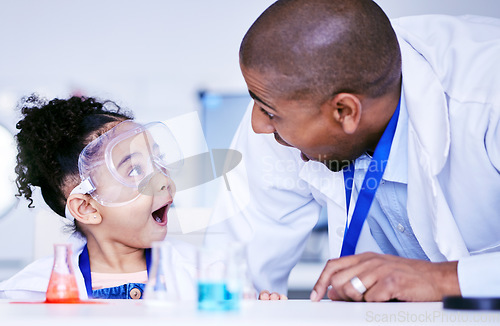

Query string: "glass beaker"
[[197, 243, 253, 311], [46, 243, 80, 303], [197, 247, 229, 311], [144, 241, 180, 304]]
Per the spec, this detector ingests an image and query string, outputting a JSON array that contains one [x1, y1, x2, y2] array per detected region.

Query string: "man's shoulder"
[[392, 14, 500, 27], [392, 14, 500, 41]]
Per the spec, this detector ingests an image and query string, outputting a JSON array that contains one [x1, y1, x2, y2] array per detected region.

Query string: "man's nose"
[[251, 104, 275, 134]]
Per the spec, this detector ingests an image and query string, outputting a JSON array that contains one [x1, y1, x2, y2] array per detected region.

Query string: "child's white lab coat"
[[0, 234, 198, 301]]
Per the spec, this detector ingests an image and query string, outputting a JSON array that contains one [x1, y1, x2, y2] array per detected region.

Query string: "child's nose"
[[138, 171, 176, 198]]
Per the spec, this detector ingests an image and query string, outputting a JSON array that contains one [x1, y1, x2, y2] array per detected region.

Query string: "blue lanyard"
[[78, 245, 152, 298], [340, 100, 400, 257]]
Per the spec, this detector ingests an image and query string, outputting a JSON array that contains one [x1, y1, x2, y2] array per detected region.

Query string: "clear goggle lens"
[[78, 120, 182, 206]]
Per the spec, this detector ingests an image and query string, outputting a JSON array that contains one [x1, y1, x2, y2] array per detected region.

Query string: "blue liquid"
[[198, 281, 240, 311]]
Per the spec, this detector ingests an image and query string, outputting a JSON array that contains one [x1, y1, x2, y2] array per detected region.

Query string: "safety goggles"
[[71, 120, 183, 207]]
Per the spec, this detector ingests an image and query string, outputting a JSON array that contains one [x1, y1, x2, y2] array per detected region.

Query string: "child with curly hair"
[[0, 95, 196, 300]]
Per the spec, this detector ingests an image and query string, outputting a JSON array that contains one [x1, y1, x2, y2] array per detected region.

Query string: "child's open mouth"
[[152, 203, 169, 226]]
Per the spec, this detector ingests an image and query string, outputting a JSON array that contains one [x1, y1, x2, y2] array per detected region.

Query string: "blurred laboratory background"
[[1, 0, 499, 298]]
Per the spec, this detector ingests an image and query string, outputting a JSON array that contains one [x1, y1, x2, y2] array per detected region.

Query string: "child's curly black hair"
[[15, 94, 133, 221]]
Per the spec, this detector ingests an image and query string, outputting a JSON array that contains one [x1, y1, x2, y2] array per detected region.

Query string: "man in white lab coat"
[[213, 0, 500, 301]]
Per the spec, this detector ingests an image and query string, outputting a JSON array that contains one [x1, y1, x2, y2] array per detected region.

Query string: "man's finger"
[[310, 254, 368, 302], [327, 285, 343, 301], [310, 260, 336, 301]]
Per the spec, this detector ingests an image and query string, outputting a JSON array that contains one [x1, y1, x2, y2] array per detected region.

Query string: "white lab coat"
[[210, 15, 500, 296], [0, 235, 198, 301]]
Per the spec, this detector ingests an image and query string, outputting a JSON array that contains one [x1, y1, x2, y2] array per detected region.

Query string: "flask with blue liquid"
[[197, 243, 253, 311]]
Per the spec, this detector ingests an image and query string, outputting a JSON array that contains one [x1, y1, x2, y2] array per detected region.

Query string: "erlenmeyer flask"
[[46, 243, 80, 303], [144, 241, 179, 304]]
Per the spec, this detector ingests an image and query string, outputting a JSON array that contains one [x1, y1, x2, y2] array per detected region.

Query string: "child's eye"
[[128, 165, 144, 177], [260, 107, 275, 119]]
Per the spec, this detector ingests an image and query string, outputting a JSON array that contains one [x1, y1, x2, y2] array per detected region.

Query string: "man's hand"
[[310, 252, 460, 302], [259, 290, 288, 300]]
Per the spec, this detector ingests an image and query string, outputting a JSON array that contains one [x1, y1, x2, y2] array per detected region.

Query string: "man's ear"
[[328, 93, 362, 134], [67, 194, 102, 225]]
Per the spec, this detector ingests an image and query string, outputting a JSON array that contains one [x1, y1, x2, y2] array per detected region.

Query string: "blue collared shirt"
[[352, 89, 429, 260]]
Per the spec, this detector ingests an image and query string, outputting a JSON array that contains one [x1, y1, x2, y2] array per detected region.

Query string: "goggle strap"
[[64, 178, 95, 222], [71, 177, 96, 195]]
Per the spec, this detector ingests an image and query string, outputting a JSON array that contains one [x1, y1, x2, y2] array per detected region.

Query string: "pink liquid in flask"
[[45, 244, 80, 303]]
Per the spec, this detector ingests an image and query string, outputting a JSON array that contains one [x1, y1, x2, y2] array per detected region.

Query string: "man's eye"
[[260, 108, 275, 119]]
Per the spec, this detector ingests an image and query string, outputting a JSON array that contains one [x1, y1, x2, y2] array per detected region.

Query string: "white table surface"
[[2, 299, 500, 326]]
